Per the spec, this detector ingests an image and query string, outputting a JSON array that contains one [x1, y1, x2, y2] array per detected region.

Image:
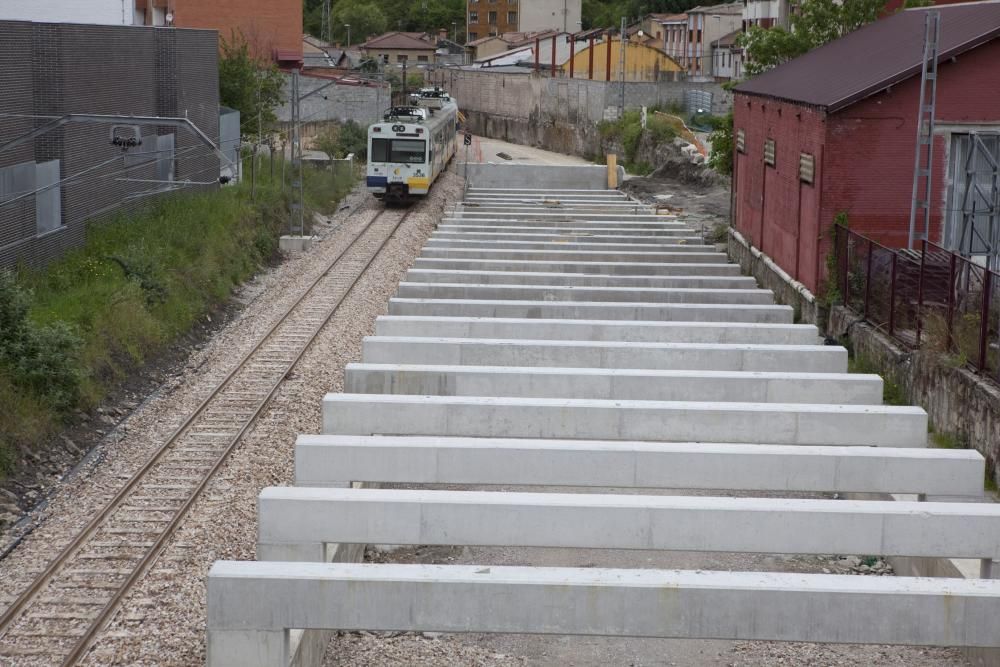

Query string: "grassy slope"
[[0, 159, 354, 476]]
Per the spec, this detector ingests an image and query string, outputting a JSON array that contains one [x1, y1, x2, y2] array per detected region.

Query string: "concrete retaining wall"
[[463, 163, 624, 190]]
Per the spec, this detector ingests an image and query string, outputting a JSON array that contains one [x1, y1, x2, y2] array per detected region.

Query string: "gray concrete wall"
[[428, 69, 730, 159], [276, 74, 386, 127]]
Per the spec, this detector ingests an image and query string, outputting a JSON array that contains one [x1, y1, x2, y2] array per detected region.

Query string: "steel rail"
[[0, 205, 411, 666]]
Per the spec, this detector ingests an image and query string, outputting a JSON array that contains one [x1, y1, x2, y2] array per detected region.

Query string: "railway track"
[[0, 206, 412, 666]]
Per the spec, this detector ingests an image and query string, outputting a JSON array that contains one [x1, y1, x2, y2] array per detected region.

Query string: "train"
[[366, 87, 459, 203]]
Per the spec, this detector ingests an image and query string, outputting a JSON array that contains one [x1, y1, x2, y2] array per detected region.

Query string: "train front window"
[[391, 140, 426, 164], [371, 138, 390, 162]]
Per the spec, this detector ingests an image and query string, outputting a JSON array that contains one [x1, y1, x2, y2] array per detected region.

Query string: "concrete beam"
[[441, 218, 687, 229], [427, 237, 708, 249], [436, 226, 702, 237], [405, 269, 759, 289], [206, 561, 1000, 667], [412, 257, 742, 276], [294, 434, 986, 497], [258, 487, 1000, 561], [361, 337, 845, 372], [418, 248, 729, 263], [374, 316, 822, 345], [387, 299, 794, 323], [321, 394, 928, 447], [394, 283, 775, 305], [452, 211, 679, 221], [344, 364, 883, 404]]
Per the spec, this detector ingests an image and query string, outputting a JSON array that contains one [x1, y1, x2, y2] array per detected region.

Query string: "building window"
[[468, 31, 478, 40], [736, 129, 746, 153], [508, 11, 517, 24], [397, 54, 408, 63], [418, 55, 429, 62], [488, 11, 497, 24], [469, 11, 478, 22], [764, 138, 776, 166], [799, 153, 815, 184]]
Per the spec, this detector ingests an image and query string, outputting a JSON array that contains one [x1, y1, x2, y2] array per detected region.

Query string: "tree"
[[330, 2, 388, 46], [739, 0, 884, 76], [218, 31, 286, 139]]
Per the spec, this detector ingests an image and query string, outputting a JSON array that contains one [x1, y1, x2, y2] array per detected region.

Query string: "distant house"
[[732, 3, 1000, 295], [359, 31, 438, 65], [466, 0, 581, 40], [711, 30, 743, 80], [302, 34, 354, 72]]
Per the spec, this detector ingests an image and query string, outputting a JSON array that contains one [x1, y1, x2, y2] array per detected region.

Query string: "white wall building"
[[744, 0, 791, 29], [0, 0, 130, 25], [520, 0, 582, 34]]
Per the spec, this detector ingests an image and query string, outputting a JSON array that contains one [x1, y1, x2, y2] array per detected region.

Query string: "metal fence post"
[[916, 240, 926, 346], [979, 270, 992, 372], [864, 238, 874, 319], [946, 253, 956, 352], [888, 252, 898, 337]]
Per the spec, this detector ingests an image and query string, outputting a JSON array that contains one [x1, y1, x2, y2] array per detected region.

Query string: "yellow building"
[[562, 38, 681, 82]]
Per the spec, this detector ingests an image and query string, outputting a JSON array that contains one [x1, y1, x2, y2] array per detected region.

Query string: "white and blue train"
[[366, 87, 459, 203]]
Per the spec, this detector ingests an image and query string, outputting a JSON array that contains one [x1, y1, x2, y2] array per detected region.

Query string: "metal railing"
[[834, 224, 1000, 380]]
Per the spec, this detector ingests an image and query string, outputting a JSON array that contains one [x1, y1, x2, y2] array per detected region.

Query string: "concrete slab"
[[258, 487, 1000, 561], [395, 283, 776, 305], [387, 299, 795, 323], [321, 394, 928, 447], [374, 316, 822, 344], [361, 337, 842, 372], [418, 248, 729, 263], [405, 269, 759, 289], [452, 211, 681, 222], [294, 434, 987, 497], [412, 258, 742, 276], [344, 364, 883, 404], [206, 561, 1000, 667]]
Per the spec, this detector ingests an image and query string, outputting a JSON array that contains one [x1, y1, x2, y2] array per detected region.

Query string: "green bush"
[[707, 111, 734, 176], [0, 272, 82, 414]]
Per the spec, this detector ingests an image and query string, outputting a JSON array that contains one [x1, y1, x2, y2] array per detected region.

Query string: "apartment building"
[[467, 0, 581, 41]]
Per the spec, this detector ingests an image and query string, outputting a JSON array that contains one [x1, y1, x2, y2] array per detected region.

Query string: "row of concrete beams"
[[208, 190, 997, 665]]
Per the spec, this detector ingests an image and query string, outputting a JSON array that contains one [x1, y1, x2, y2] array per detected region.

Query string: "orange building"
[[132, 0, 302, 60]]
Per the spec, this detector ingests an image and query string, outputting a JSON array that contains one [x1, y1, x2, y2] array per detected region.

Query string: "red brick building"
[[133, 0, 302, 60], [732, 3, 1000, 294]]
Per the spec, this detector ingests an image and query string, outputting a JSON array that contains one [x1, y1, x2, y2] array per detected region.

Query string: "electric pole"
[[619, 17, 627, 117]]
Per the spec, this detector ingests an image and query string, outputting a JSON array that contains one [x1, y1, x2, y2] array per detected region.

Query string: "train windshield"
[[371, 138, 426, 164]]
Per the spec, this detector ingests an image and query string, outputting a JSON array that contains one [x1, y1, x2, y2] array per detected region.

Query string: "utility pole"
[[345, 24, 351, 49], [619, 16, 627, 117], [290, 69, 304, 237], [321, 0, 331, 42]]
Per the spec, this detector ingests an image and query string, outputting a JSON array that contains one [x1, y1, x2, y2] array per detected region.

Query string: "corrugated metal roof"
[[734, 2, 1000, 111]]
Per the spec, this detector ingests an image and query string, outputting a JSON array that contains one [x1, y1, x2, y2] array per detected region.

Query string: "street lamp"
[[345, 24, 351, 48], [452, 21, 457, 43]]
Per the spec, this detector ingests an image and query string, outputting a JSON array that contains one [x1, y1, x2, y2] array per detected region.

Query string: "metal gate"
[[946, 132, 1000, 268], [685, 89, 713, 116]]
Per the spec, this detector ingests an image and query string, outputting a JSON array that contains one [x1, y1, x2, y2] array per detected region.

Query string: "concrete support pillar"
[[207, 629, 289, 667]]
